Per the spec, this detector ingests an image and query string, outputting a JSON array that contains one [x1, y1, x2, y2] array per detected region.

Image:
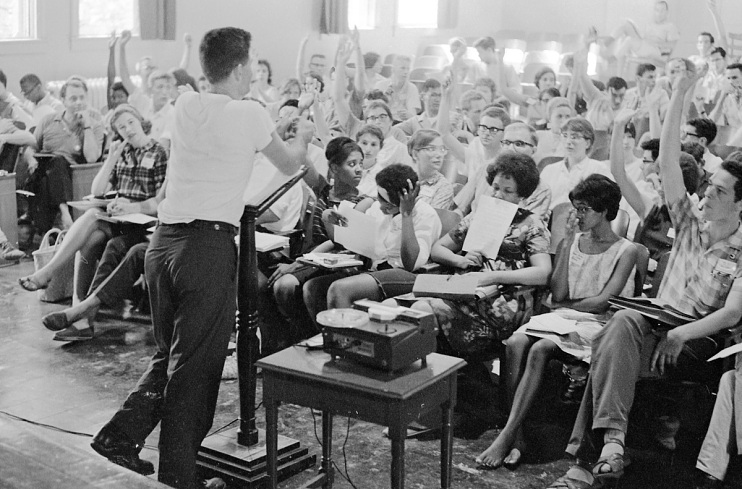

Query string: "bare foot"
[[18, 273, 50, 292], [475, 434, 514, 469], [503, 447, 523, 467]]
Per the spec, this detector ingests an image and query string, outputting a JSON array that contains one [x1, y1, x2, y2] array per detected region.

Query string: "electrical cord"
[[309, 408, 359, 489]]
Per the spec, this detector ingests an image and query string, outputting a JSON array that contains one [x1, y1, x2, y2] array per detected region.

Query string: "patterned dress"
[[430, 208, 550, 358]]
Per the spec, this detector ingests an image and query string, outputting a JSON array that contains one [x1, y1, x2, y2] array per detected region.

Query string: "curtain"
[[320, 0, 349, 35], [438, 0, 458, 29], [139, 0, 176, 41]]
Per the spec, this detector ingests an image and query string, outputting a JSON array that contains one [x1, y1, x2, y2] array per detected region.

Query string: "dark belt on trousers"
[[160, 220, 238, 236]]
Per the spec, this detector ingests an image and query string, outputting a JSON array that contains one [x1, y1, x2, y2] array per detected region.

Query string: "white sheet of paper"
[[708, 342, 742, 362], [255, 232, 290, 252], [102, 213, 158, 225], [333, 200, 380, 259], [525, 313, 580, 335], [462, 196, 518, 259]]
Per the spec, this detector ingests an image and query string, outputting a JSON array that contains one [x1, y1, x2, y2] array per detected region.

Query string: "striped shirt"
[[658, 194, 742, 318]]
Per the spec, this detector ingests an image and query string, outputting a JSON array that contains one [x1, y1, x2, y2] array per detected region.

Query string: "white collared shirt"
[[540, 156, 612, 209]]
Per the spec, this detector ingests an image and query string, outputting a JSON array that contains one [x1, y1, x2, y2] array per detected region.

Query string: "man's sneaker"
[[0, 241, 25, 261]]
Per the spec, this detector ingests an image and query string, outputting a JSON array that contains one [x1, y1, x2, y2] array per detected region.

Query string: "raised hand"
[[673, 59, 706, 95], [183, 32, 192, 46], [120, 29, 132, 45], [613, 108, 637, 127], [398, 179, 419, 217], [108, 30, 117, 49], [350, 26, 360, 47], [335, 36, 353, 65], [294, 119, 315, 145]]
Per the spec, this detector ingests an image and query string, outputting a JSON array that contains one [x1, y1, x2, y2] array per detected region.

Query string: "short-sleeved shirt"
[[312, 184, 368, 247], [35, 110, 105, 164], [418, 171, 454, 210], [449, 208, 550, 270], [142, 101, 175, 142], [158, 92, 274, 227], [396, 113, 437, 137], [373, 79, 421, 121], [540, 157, 613, 209], [366, 199, 442, 270], [29, 94, 64, 128], [658, 193, 742, 318], [109, 138, 168, 201], [719, 94, 742, 130]]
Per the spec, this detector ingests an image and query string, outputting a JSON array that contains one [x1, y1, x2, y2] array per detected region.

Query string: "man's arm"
[[117, 30, 138, 96], [573, 37, 602, 103], [350, 28, 365, 99], [435, 76, 466, 164], [331, 37, 354, 131], [707, 0, 729, 52], [178, 33, 192, 71], [658, 62, 704, 207], [296, 36, 309, 81], [261, 120, 313, 176], [106, 32, 117, 110], [611, 109, 649, 219]]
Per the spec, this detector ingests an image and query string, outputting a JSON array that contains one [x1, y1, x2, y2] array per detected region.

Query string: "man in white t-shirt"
[[374, 55, 421, 122], [92, 27, 312, 488]]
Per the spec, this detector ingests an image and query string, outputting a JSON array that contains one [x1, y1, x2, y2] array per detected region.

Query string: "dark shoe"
[[91, 425, 154, 476], [42, 311, 71, 332], [53, 325, 94, 341], [694, 472, 723, 489], [0, 241, 25, 261]]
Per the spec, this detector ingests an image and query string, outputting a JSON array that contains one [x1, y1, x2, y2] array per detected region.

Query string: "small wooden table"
[[257, 347, 466, 489]]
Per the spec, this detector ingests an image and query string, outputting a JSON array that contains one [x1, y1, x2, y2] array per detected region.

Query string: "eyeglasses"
[[417, 146, 448, 155], [572, 204, 594, 214], [642, 158, 655, 164], [478, 124, 503, 135], [501, 139, 534, 149], [366, 114, 390, 123], [561, 133, 588, 142]]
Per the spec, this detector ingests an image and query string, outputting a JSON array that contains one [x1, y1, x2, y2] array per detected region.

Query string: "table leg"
[[265, 396, 279, 489], [440, 398, 454, 489], [321, 410, 334, 488], [388, 422, 405, 489]]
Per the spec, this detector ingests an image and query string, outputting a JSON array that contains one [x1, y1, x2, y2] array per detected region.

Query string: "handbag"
[[32, 228, 74, 303]]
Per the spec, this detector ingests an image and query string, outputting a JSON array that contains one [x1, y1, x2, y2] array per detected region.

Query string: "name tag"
[[141, 155, 155, 169], [715, 258, 738, 276], [666, 227, 676, 240]]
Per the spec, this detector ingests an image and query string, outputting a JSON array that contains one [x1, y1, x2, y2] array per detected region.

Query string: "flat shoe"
[[53, 325, 94, 342], [592, 439, 630, 480], [42, 311, 71, 332], [18, 276, 47, 292], [548, 475, 601, 488]]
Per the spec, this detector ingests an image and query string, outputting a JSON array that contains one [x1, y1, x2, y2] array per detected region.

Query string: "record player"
[[319, 299, 436, 371]]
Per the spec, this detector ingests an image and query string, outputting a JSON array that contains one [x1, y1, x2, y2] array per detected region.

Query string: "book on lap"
[[608, 296, 696, 329], [411, 274, 499, 300], [98, 213, 158, 226]]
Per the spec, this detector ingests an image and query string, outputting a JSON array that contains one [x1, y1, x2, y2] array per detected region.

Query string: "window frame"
[[73, 0, 140, 40], [0, 0, 38, 42], [395, 0, 439, 29], [347, 0, 377, 31]]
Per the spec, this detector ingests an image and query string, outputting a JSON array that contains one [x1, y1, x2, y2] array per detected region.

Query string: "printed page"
[[462, 196, 518, 259], [334, 200, 380, 259]]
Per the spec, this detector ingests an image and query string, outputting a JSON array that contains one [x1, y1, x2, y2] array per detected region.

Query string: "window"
[[396, 0, 438, 29], [77, 0, 139, 38], [0, 0, 36, 40], [348, 0, 376, 30]]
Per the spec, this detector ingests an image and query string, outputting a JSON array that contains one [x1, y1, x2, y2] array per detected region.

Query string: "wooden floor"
[[0, 259, 734, 488]]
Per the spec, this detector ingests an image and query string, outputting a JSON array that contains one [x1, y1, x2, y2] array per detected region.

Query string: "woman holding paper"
[[425, 152, 552, 358], [475, 174, 637, 471], [20, 104, 167, 340], [302, 163, 441, 322]]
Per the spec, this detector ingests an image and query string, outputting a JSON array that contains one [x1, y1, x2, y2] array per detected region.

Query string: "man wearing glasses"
[[0, 70, 33, 130], [397, 79, 442, 137], [681, 117, 723, 173], [19, 74, 63, 129]]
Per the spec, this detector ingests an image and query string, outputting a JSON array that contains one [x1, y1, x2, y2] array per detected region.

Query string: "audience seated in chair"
[[18, 73, 63, 130], [534, 97, 571, 165], [302, 163, 441, 325], [355, 124, 385, 197], [263, 136, 374, 354], [412, 152, 552, 363], [408, 129, 454, 210], [20, 104, 167, 341], [550, 60, 742, 489], [25, 77, 105, 231], [477, 174, 637, 471]]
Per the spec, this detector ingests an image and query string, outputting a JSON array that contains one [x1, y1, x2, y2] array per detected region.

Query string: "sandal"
[[592, 439, 630, 480], [549, 465, 602, 488], [19, 276, 48, 292]]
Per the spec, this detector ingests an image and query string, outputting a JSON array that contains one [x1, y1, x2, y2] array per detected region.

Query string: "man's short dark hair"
[[364, 52, 381, 70], [200, 27, 251, 84], [364, 89, 389, 104], [641, 138, 660, 162], [681, 144, 704, 168], [473, 36, 496, 51], [699, 32, 715, 44], [19, 73, 41, 87], [422, 78, 441, 93], [680, 156, 700, 195], [0, 70, 6, 88], [624, 121, 636, 140], [376, 164, 418, 206], [486, 152, 540, 199], [711, 46, 727, 58], [637, 63, 656, 77], [280, 98, 299, 110], [727, 63, 742, 74], [607, 77, 628, 91], [592, 79, 606, 92], [721, 160, 742, 202], [111, 81, 129, 96], [569, 174, 622, 221], [687, 117, 717, 145]]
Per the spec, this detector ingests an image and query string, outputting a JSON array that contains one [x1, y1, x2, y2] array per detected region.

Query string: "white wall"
[[1, 0, 740, 97]]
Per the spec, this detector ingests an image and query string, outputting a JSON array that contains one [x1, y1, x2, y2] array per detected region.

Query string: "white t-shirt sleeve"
[[244, 102, 275, 152]]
